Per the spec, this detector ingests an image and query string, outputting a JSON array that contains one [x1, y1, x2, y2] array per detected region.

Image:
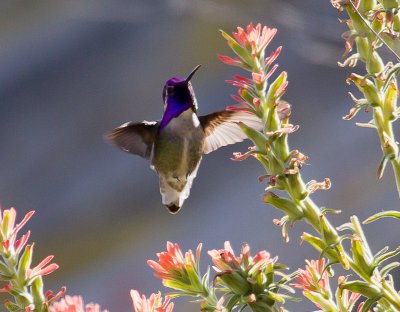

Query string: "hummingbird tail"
[[165, 204, 181, 214]]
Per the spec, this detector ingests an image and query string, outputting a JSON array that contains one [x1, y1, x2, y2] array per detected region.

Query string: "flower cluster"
[[292, 259, 372, 312], [146, 241, 295, 312], [147, 242, 205, 296], [0, 208, 64, 311], [49, 295, 107, 312], [209, 241, 294, 312], [130, 290, 174, 312], [332, 0, 400, 194], [217, 19, 400, 311]]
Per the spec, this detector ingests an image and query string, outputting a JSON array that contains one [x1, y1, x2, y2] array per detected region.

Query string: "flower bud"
[[367, 51, 384, 75], [383, 82, 398, 121], [347, 73, 382, 106]]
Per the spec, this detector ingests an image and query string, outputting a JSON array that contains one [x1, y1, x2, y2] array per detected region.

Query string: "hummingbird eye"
[[166, 86, 175, 95]]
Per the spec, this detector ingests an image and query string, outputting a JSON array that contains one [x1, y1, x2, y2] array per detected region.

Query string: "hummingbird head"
[[160, 65, 201, 128]]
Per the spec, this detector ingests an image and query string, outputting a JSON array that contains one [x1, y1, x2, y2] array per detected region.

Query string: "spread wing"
[[105, 121, 158, 159], [199, 110, 263, 154]]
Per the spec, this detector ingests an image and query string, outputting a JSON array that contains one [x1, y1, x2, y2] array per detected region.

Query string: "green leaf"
[[4, 301, 21, 312], [263, 192, 302, 218], [225, 294, 241, 311], [374, 246, 400, 266], [377, 156, 389, 179], [18, 244, 33, 283], [219, 30, 255, 68], [379, 262, 400, 277], [237, 122, 267, 150], [336, 222, 354, 232], [373, 246, 389, 260], [363, 210, 400, 224], [340, 280, 381, 298], [361, 297, 380, 312]]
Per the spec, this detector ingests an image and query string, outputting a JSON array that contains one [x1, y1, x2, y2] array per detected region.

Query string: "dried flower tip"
[[307, 178, 331, 193], [277, 101, 291, 120], [266, 124, 299, 137], [231, 146, 257, 161]]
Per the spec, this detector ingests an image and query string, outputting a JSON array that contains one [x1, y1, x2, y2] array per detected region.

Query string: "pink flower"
[[208, 241, 273, 274], [49, 295, 108, 312], [147, 242, 201, 280], [0, 208, 35, 255], [265, 46, 282, 66], [26, 252, 59, 279], [208, 241, 244, 271], [147, 242, 203, 292], [130, 290, 174, 312], [291, 259, 330, 295], [232, 23, 277, 55]]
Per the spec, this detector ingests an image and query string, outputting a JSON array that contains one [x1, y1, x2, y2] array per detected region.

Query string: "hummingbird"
[[105, 65, 262, 214]]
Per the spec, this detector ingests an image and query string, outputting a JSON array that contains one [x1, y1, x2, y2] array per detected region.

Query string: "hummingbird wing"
[[105, 121, 158, 159], [199, 111, 263, 154]]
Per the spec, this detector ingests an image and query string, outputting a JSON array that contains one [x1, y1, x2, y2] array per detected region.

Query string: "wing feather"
[[105, 121, 158, 159], [199, 110, 263, 154]]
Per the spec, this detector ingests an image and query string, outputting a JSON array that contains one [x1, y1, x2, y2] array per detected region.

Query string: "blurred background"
[[0, 0, 399, 311]]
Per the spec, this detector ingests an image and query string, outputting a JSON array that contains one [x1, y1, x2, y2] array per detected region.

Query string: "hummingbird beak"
[[185, 64, 201, 83]]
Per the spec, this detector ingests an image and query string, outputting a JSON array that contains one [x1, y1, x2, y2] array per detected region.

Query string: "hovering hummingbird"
[[106, 65, 262, 214]]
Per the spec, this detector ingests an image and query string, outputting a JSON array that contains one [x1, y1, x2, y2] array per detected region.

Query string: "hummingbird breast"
[[152, 109, 204, 192]]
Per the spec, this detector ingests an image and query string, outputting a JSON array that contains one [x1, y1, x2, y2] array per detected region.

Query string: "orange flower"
[[130, 290, 174, 312]]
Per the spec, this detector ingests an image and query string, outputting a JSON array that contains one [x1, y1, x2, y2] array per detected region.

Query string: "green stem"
[[391, 159, 400, 196]]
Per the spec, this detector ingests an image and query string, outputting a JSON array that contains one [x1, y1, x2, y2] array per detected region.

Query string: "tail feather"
[[159, 161, 201, 214], [160, 176, 194, 214]]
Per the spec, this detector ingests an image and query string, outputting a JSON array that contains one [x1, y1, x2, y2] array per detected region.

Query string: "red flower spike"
[[46, 287, 67, 303], [265, 46, 282, 66], [14, 211, 35, 235], [0, 283, 12, 293], [15, 231, 31, 254], [252, 72, 266, 84], [234, 75, 252, 84], [253, 98, 260, 106], [218, 54, 243, 67], [27, 255, 59, 279], [208, 241, 243, 272], [233, 23, 277, 55], [226, 79, 251, 89], [231, 94, 247, 104], [291, 258, 331, 295], [274, 81, 288, 98], [2, 240, 10, 251], [147, 241, 202, 287], [266, 63, 279, 80]]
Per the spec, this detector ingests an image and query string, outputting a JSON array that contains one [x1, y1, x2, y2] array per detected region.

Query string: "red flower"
[[130, 290, 174, 312], [147, 242, 203, 292], [233, 23, 277, 55], [49, 295, 107, 312], [0, 208, 34, 255], [27, 253, 59, 279], [291, 259, 330, 295], [218, 54, 243, 67]]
